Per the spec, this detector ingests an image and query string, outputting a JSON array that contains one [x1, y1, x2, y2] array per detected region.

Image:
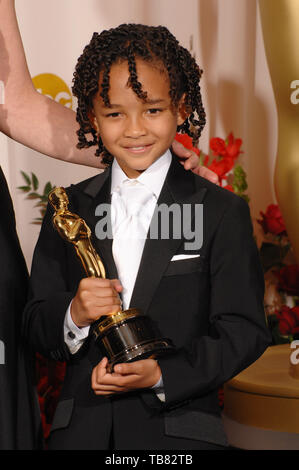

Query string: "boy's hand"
[[91, 357, 162, 396], [172, 139, 219, 184], [71, 278, 123, 328]]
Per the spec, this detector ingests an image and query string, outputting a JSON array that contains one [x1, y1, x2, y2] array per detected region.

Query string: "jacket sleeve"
[[156, 195, 271, 409], [22, 204, 75, 362]]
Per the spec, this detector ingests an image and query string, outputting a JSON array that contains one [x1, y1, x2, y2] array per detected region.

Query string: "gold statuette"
[[49, 187, 174, 370]]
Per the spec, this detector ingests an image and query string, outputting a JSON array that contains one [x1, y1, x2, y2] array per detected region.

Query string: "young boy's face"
[[90, 58, 186, 178]]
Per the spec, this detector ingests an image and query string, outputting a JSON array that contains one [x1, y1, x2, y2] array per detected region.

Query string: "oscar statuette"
[[48, 187, 174, 371]]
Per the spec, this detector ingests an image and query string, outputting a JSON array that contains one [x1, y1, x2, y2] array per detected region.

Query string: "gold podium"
[[223, 344, 299, 449]]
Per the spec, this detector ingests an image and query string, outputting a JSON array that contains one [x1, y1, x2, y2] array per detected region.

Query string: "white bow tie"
[[112, 179, 156, 309]]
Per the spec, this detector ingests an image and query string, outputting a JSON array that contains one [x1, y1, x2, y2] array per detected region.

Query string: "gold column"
[[259, 0, 299, 263]]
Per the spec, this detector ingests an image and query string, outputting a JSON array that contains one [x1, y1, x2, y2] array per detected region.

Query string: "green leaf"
[[17, 185, 31, 193], [43, 182, 54, 196], [232, 165, 248, 195], [26, 192, 41, 199], [19, 170, 55, 223], [31, 173, 39, 190], [20, 171, 31, 186]]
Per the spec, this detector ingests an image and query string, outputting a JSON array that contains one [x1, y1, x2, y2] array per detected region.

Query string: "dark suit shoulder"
[[67, 168, 109, 195], [193, 172, 250, 217], [170, 152, 247, 216], [58, 168, 111, 212]]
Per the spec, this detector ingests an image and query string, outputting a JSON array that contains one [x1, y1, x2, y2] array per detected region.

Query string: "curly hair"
[[72, 23, 206, 165]]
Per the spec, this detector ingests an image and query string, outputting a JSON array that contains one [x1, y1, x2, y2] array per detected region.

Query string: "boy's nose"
[[124, 117, 146, 138]]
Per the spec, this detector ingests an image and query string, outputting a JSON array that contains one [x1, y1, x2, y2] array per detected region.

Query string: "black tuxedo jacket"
[[23, 155, 271, 449], [0, 167, 42, 449]]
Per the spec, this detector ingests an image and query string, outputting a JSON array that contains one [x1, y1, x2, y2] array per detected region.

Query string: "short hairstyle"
[[72, 23, 206, 165]]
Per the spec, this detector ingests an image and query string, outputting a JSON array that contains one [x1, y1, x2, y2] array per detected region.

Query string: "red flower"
[[176, 132, 243, 186], [210, 133, 242, 160], [275, 265, 299, 296], [207, 156, 235, 180], [210, 137, 227, 157], [257, 204, 287, 236], [225, 132, 243, 160], [276, 305, 299, 336], [175, 133, 200, 156], [207, 133, 243, 183]]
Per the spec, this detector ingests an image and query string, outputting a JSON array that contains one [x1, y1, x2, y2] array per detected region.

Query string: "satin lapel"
[[80, 167, 118, 280], [129, 156, 208, 314]]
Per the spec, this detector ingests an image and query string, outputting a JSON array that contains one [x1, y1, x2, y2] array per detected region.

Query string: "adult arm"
[[0, 0, 101, 167]]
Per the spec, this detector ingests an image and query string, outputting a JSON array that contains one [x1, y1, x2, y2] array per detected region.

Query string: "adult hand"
[[91, 357, 161, 396], [172, 140, 219, 184]]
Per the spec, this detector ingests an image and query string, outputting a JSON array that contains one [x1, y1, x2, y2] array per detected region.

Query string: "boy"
[[24, 24, 271, 450]]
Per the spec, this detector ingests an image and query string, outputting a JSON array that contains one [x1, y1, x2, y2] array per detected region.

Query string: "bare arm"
[[0, 0, 102, 167]]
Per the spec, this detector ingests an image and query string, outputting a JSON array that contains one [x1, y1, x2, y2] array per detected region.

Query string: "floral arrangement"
[[257, 205, 299, 343], [175, 132, 248, 200]]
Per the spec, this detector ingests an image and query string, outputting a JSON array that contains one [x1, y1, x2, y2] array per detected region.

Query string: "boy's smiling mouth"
[[123, 144, 154, 153]]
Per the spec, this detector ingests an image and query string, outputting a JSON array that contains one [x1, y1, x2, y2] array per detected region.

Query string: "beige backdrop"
[[0, 0, 277, 267]]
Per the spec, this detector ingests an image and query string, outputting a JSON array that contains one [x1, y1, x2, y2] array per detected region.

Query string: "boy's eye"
[[106, 112, 121, 118], [147, 108, 163, 115]]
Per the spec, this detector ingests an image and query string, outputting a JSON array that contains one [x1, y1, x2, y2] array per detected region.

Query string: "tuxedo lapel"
[[130, 155, 208, 314]]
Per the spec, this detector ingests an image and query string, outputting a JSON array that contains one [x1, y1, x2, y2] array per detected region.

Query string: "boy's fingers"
[[114, 359, 151, 375], [92, 357, 108, 383], [92, 372, 136, 391], [114, 362, 138, 375], [80, 277, 123, 292], [98, 372, 134, 387], [93, 287, 121, 299], [110, 279, 123, 292], [94, 382, 125, 392]]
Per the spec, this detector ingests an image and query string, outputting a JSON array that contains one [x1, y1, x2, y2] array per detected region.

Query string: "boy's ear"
[[88, 109, 100, 134], [176, 94, 190, 126]]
